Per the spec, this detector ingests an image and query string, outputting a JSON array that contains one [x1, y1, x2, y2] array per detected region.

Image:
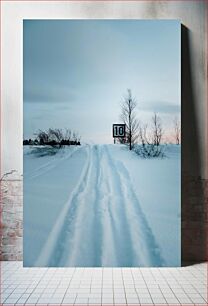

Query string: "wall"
[[0, 0, 207, 264], [0, 178, 22, 260]]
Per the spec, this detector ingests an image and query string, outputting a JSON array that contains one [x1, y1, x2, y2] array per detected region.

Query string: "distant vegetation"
[[136, 113, 165, 158], [118, 88, 181, 158], [23, 128, 81, 147]]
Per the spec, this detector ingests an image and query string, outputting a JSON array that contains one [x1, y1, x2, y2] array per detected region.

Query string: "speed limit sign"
[[112, 124, 126, 138]]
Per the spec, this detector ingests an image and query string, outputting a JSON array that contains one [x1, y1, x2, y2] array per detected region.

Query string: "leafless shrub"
[[31, 128, 81, 147], [135, 113, 165, 158]]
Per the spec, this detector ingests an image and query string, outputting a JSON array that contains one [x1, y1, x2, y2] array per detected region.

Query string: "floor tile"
[[0, 261, 207, 306]]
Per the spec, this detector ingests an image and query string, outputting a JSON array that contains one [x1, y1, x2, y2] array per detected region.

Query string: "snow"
[[23, 144, 181, 267], [107, 144, 181, 267]]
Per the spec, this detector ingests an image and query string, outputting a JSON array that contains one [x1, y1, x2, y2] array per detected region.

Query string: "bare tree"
[[151, 113, 163, 146], [120, 89, 139, 150], [173, 116, 181, 145], [139, 123, 149, 146]]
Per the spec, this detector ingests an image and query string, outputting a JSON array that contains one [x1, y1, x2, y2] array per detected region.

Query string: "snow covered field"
[[23, 144, 181, 267]]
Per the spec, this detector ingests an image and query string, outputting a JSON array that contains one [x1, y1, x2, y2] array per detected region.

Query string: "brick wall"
[[0, 179, 23, 261]]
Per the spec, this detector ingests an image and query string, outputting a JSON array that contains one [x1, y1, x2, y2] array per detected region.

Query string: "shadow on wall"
[[181, 25, 208, 265]]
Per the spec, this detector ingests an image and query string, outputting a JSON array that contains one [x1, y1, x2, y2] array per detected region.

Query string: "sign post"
[[112, 124, 126, 143]]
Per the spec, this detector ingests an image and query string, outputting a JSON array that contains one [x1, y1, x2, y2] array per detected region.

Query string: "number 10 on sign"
[[113, 124, 126, 138]]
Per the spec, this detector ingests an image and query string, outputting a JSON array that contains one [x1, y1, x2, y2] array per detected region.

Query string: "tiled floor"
[[0, 262, 207, 305]]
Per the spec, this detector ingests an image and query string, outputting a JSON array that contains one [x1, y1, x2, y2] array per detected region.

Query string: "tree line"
[[23, 128, 81, 147], [118, 89, 181, 157]]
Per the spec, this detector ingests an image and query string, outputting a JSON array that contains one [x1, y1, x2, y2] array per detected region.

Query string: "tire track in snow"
[[100, 145, 136, 266], [96, 147, 118, 266], [63, 144, 135, 266], [37, 145, 105, 266], [104, 145, 165, 266], [63, 144, 103, 266], [36, 144, 164, 266], [35, 145, 91, 266]]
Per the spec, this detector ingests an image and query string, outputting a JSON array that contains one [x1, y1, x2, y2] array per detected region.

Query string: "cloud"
[[24, 84, 77, 104], [139, 100, 180, 114]]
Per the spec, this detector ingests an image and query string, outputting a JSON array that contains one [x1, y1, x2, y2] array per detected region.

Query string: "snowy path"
[[35, 144, 164, 267]]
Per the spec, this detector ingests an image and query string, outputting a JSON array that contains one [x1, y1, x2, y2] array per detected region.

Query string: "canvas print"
[[23, 20, 181, 267]]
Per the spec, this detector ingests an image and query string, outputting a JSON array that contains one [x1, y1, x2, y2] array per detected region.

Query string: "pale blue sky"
[[24, 20, 180, 143]]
